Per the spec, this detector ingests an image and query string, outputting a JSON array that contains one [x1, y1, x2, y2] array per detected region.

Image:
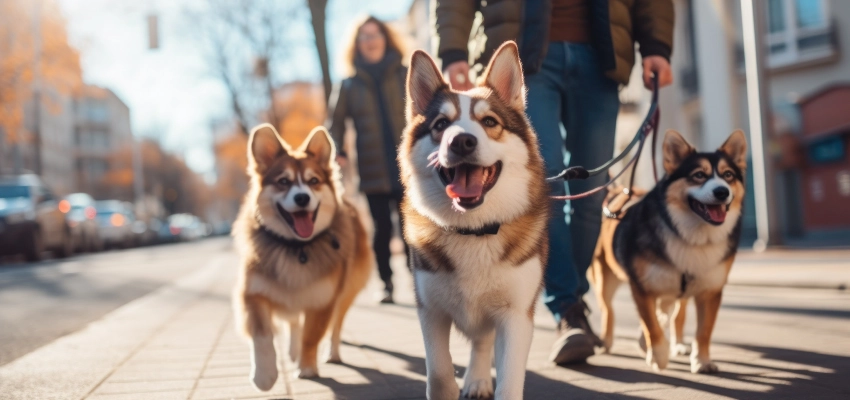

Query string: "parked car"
[[135, 217, 163, 246], [94, 200, 135, 249], [0, 174, 74, 261], [162, 213, 206, 242], [62, 193, 102, 253]]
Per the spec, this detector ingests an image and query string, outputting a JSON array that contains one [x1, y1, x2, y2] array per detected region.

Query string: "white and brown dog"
[[232, 125, 373, 391], [398, 42, 550, 399]]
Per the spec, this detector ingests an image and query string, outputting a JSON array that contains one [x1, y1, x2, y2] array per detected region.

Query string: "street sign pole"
[[741, 0, 783, 250]]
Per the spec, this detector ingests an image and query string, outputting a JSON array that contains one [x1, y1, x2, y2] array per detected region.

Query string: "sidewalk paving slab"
[[2, 248, 849, 400]]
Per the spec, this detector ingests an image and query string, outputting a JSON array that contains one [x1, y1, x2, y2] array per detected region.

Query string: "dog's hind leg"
[[298, 305, 334, 379], [287, 315, 303, 364], [691, 290, 722, 374], [418, 306, 459, 400], [672, 298, 690, 356], [462, 329, 495, 399], [327, 287, 360, 364], [592, 256, 621, 353], [241, 295, 278, 391], [631, 288, 669, 372], [494, 313, 533, 400]]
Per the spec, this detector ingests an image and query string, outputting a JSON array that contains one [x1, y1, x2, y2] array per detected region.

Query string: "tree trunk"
[[307, 0, 332, 105]]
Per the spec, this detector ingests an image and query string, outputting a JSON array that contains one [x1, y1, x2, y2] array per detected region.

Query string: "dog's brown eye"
[[692, 172, 707, 180], [278, 178, 291, 186], [433, 118, 450, 131], [722, 171, 734, 180], [481, 117, 498, 127], [308, 177, 319, 185]]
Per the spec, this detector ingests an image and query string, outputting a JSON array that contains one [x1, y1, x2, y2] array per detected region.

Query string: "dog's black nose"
[[713, 186, 730, 201], [294, 193, 310, 207], [449, 133, 477, 156]]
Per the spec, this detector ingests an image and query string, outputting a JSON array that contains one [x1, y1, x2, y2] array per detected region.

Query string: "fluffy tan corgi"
[[232, 124, 372, 390], [590, 130, 748, 374], [399, 42, 550, 399]]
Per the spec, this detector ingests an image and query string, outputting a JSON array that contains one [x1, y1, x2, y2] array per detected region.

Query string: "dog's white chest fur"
[[643, 239, 730, 297], [415, 250, 542, 336], [246, 272, 335, 312]]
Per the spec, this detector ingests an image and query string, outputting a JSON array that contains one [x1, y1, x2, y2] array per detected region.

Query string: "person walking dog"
[[434, 0, 675, 364], [327, 16, 409, 304]]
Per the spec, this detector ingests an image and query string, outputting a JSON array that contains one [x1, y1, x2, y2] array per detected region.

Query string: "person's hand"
[[443, 61, 473, 91], [335, 155, 348, 168], [642, 56, 673, 90]]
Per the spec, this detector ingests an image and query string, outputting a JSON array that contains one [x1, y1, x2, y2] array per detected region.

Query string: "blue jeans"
[[526, 42, 620, 322]]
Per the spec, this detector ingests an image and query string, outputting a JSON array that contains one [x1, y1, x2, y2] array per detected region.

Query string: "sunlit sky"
[[57, 0, 414, 180]]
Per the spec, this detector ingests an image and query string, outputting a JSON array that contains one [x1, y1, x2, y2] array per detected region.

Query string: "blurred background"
[[0, 0, 848, 260], [1, 2, 849, 398]]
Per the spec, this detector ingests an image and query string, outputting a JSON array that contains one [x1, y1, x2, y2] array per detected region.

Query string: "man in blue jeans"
[[435, 0, 674, 364]]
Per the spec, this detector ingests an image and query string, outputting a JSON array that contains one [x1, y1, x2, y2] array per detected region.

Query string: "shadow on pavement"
[[574, 342, 848, 399], [340, 341, 643, 399]]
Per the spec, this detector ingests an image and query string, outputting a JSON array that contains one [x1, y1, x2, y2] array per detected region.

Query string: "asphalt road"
[[0, 237, 233, 366]]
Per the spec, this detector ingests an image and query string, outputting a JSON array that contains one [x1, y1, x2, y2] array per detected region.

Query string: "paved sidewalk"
[[728, 249, 850, 290], [1, 246, 848, 399]]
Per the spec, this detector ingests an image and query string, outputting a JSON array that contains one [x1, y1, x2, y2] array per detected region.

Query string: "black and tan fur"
[[590, 130, 748, 374], [232, 124, 372, 391]]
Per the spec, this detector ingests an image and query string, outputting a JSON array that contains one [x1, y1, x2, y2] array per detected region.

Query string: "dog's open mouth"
[[276, 203, 319, 238], [438, 161, 502, 211], [688, 197, 726, 225]]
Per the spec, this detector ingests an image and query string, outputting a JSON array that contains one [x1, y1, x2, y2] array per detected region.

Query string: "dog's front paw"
[[427, 377, 460, 400], [646, 340, 670, 372], [672, 342, 691, 356], [297, 366, 320, 379], [251, 366, 278, 391], [462, 377, 494, 399], [691, 357, 719, 374], [326, 354, 343, 364]]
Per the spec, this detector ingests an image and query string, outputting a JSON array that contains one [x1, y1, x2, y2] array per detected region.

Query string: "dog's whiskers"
[[427, 152, 441, 169]]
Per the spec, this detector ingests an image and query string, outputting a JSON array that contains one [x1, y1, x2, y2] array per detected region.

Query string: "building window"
[[765, 0, 835, 68]]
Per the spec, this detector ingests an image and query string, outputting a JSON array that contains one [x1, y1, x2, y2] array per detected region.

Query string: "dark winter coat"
[[435, 0, 674, 84], [327, 52, 408, 195]]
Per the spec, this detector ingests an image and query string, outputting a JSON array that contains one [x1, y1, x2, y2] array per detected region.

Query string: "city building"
[[72, 85, 134, 200], [617, 0, 850, 246], [15, 87, 78, 195]]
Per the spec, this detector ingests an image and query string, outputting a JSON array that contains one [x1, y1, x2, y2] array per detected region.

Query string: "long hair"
[[340, 15, 408, 77]]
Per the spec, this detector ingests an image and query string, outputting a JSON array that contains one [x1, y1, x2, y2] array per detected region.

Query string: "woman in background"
[[327, 16, 408, 304]]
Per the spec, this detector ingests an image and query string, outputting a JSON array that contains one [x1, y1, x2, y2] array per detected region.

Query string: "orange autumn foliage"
[[272, 82, 326, 147], [0, 0, 82, 142]]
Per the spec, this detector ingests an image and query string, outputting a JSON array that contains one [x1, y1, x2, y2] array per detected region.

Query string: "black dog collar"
[[451, 223, 501, 236]]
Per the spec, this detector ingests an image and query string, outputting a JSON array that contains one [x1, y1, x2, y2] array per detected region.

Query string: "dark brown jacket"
[[435, 0, 674, 84], [327, 54, 408, 195]]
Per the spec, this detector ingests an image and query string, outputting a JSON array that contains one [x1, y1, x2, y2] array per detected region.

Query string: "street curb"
[[0, 258, 225, 400]]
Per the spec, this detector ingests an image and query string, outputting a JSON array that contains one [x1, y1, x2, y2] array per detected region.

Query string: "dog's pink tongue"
[[291, 212, 314, 238], [706, 205, 726, 223], [446, 165, 484, 199]]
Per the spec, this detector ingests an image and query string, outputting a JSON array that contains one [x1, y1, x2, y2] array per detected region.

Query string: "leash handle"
[[549, 74, 661, 201]]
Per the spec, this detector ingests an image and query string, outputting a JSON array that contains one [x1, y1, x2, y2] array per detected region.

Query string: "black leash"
[[548, 75, 660, 201]]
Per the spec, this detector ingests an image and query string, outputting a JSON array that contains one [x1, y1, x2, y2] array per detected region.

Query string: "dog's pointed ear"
[[249, 123, 288, 173], [663, 130, 695, 174], [300, 126, 336, 166], [719, 129, 748, 171], [407, 50, 448, 120], [481, 41, 525, 111]]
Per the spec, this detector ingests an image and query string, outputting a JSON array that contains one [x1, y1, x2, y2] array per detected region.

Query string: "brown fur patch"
[[499, 209, 549, 265]]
